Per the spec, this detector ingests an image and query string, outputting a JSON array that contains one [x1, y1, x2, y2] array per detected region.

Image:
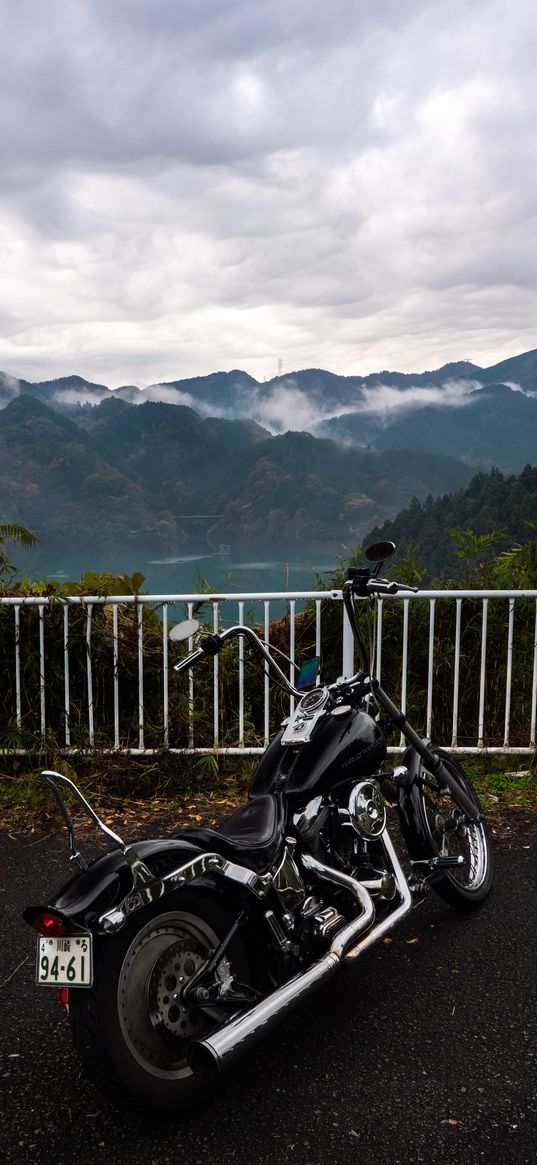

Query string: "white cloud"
[[0, 0, 536, 385], [0, 371, 22, 401], [242, 383, 330, 433], [358, 379, 480, 416], [129, 384, 196, 407], [51, 387, 108, 407], [155, 374, 488, 434]]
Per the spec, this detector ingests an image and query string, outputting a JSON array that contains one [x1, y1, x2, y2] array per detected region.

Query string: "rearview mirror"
[[364, 540, 396, 565], [169, 618, 200, 642]]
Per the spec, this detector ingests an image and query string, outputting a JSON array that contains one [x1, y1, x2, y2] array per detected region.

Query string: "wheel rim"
[[117, 910, 220, 1080], [423, 777, 489, 892]]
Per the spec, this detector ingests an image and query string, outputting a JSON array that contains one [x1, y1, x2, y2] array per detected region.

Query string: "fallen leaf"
[[405, 938, 419, 944], [382, 937, 393, 944]]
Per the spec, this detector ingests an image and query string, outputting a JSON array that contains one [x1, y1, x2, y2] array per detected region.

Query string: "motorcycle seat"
[[177, 793, 285, 873]]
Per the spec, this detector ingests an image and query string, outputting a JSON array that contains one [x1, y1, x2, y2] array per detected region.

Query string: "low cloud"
[[242, 383, 332, 432], [357, 378, 481, 416], [52, 387, 109, 407], [238, 376, 484, 433], [143, 374, 490, 434], [0, 372, 22, 400], [124, 384, 196, 408]]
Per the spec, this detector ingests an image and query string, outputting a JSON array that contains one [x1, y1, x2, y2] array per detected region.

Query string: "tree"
[[0, 523, 39, 586]]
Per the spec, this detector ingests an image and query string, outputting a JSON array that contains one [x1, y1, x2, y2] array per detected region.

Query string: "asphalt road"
[[1, 809, 536, 1165]]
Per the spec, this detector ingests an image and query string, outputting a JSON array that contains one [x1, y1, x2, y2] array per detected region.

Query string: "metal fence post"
[[342, 603, 355, 679]]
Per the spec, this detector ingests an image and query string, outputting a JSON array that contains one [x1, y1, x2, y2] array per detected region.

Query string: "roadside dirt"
[[3, 776, 537, 839]]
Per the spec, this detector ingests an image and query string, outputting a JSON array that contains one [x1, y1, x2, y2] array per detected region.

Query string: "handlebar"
[[367, 578, 419, 596], [173, 576, 419, 696], [341, 574, 418, 676], [346, 566, 418, 597], [174, 624, 301, 699]]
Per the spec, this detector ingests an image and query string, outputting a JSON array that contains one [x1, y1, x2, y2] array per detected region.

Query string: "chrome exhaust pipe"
[[187, 835, 412, 1078], [187, 860, 373, 1079], [187, 948, 341, 1078], [344, 828, 413, 959]]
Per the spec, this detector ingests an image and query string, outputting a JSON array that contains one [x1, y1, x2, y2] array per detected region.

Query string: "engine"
[[293, 780, 395, 907]]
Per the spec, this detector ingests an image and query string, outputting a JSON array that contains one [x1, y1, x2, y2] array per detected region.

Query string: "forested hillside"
[[0, 394, 473, 554], [0, 396, 175, 554], [320, 384, 537, 472], [365, 465, 537, 579]]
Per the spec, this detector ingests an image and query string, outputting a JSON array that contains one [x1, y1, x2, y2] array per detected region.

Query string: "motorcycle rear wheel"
[[69, 888, 252, 1112], [415, 751, 493, 909]]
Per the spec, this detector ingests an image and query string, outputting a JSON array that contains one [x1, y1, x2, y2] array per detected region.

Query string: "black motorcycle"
[[23, 541, 492, 1112]]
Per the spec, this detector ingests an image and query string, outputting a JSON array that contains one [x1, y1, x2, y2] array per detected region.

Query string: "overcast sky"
[[1, 0, 536, 388]]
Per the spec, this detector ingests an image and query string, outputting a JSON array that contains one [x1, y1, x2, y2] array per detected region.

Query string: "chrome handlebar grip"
[[367, 579, 419, 596], [173, 646, 206, 673]]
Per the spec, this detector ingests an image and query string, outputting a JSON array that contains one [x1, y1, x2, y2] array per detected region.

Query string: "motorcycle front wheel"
[[414, 750, 493, 909], [69, 888, 253, 1112]]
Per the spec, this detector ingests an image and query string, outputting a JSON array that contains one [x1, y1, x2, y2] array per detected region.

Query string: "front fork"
[[340, 582, 480, 823], [391, 745, 470, 872], [369, 680, 481, 823]]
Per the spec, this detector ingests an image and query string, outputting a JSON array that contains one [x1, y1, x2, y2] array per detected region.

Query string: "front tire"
[[409, 751, 493, 909], [69, 889, 252, 1113]]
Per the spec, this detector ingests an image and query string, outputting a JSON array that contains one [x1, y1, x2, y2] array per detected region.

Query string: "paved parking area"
[[1, 810, 536, 1165]]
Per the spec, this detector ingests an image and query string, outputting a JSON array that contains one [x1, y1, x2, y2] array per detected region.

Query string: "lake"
[[15, 542, 341, 596]]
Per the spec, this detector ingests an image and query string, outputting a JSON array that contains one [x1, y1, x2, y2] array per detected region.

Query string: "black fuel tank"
[[249, 707, 387, 801]]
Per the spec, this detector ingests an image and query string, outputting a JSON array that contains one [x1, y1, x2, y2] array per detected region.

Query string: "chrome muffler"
[[187, 832, 412, 1078]]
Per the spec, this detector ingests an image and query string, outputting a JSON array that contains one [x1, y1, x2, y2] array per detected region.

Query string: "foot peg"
[[411, 855, 465, 871]]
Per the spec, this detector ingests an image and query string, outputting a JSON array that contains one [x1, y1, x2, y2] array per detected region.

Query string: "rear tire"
[[69, 889, 252, 1113]]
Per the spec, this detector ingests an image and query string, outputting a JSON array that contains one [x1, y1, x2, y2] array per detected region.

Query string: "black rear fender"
[[23, 838, 205, 934]]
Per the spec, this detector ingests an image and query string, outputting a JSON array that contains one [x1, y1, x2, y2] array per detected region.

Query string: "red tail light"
[[33, 911, 65, 937]]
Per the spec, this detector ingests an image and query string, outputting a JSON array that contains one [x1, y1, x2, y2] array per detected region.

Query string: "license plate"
[[36, 934, 93, 988]]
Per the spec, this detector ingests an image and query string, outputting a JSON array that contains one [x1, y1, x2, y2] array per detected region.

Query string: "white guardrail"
[[1, 588, 537, 756]]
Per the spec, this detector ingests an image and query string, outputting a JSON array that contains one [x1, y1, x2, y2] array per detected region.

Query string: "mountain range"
[[3, 346, 537, 415], [2, 346, 537, 564]]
